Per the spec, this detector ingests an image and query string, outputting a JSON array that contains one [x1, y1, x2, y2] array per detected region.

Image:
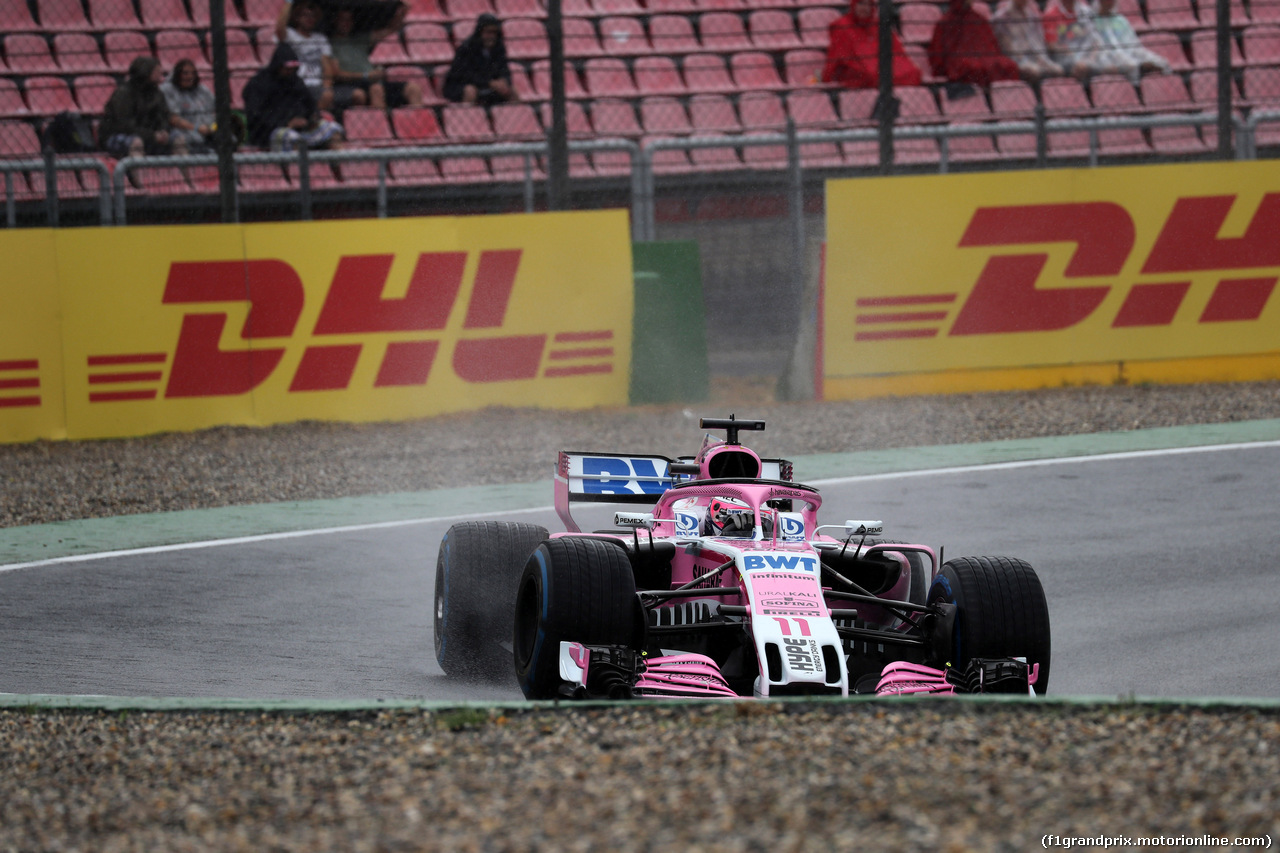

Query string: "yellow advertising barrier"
[[823, 161, 1280, 399], [1, 210, 633, 443]]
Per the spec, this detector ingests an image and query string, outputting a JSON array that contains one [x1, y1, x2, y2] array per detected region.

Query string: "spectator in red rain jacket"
[[928, 0, 1022, 86], [821, 0, 923, 89]]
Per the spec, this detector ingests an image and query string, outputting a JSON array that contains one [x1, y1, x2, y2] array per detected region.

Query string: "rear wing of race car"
[[554, 451, 792, 532]]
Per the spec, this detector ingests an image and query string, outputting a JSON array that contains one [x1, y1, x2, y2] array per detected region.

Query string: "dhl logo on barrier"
[[824, 162, 1280, 394], [0, 211, 633, 442], [853, 197, 1277, 339]]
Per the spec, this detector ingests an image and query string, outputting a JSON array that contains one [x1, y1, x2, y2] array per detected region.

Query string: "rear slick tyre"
[[513, 537, 638, 700], [928, 555, 1052, 695], [434, 521, 548, 684]]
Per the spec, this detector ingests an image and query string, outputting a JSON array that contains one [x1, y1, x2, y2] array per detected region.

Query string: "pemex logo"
[[854, 194, 1280, 339], [79, 249, 616, 402]]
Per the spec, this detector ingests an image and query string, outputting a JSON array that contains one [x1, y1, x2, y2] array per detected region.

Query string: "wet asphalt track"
[[2, 441, 1279, 702]]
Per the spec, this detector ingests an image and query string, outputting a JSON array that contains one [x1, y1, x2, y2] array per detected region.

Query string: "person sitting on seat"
[[821, 0, 923, 89], [992, 0, 1066, 83], [243, 43, 345, 151], [100, 56, 188, 159], [1092, 0, 1171, 83], [328, 5, 424, 110], [442, 13, 518, 106], [929, 0, 1022, 86]]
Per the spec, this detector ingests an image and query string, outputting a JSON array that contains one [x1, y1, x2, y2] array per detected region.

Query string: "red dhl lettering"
[[854, 195, 1280, 340], [73, 249, 619, 402]]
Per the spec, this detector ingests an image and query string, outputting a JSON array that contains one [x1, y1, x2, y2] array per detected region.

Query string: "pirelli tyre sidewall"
[[928, 556, 1052, 695], [514, 537, 639, 700], [434, 521, 549, 683]]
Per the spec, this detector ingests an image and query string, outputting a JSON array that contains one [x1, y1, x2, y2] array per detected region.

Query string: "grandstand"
[[0, 0, 1278, 221]]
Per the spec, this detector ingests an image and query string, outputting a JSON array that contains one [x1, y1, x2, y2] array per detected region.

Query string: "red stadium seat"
[[1144, 0, 1199, 29], [648, 0, 697, 12], [500, 18, 549, 60], [989, 78, 1036, 118], [447, 0, 495, 21], [237, 163, 290, 191], [699, 12, 753, 52], [343, 107, 396, 144], [54, 32, 111, 73], [797, 6, 839, 48], [783, 47, 825, 85], [155, 29, 210, 71], [368, 33, 411, 65], [563, 17, 605, 56], [589, 97, 642, 135], [730, 50, 786, 89], [786, 87, 837, 126], [1040, 76, 1092, 116], [593, 0, 645, 14], [0, 80, 31, 118], [540, 99, 594, 136], [634, 55, 688, 95], [1089, 73, 1142, 113], [1190, 29, 1244, 67], [1140, 30, 1192, 71], [748, 9, 802, 50], [649, 14, 702, 53], [837, 87, 877, 122], [682, 52, 736, 92], [584, 56, 638, 96], [1, 0, 42, 31], [532, 59, 587, 98], [1140, 72, 1195, 110], [36, 0, 93, 30], [689, 92, 741, 131], [73, 74, 116, 113], [442, 103, 495, 141], [598, 15, 652, 55], [104, 30, 153, 69], [23, 76, 78, 116], [898, 2, 942, 44], [686, 131, 743, 172], [403, 0, 450, 23], [224, 27, 260, 70], [0, 119, 43, 156], [139, 0, 194, 28], [5, 34, 61, 74], [492, 101, 543, 138], [240, 0, 279, 25], [88, 0, 143, 29], [495, 0, 545, 17], [1242, 25, 1280, 65], [392, 105, 444, 141], [1198, 0, 1250, 28], [639, 95, 691, 133]]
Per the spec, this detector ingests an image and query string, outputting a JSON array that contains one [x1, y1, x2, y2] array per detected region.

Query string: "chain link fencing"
[[1, 0, 1276, 372]]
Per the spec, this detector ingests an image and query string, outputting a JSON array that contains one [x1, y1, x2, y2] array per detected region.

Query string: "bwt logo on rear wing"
[[553, 451, 792, 533], [557, 452, 678, 504]]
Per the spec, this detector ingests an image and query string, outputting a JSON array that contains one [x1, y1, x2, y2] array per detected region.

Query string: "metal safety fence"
[[3, 0, 1280, 374]]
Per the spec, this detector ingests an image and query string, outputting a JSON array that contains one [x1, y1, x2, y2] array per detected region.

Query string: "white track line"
[[4, 439, 1279, 574], [0, 505, 552, 574]]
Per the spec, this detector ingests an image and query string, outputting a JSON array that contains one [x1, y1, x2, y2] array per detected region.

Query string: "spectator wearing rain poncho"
[[1042, 0, 1128, 79], [1092, 0, 1171, 82], [992, 0, 1066, 82], [928, 0, 1022, 87], [821, 0, 923, 89]]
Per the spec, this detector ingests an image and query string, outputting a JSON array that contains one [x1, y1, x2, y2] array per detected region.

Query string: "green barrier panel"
[[630, 241, 709, 405]]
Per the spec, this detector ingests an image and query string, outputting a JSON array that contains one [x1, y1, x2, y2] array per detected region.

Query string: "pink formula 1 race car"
[[433, 416, 1051, 700]]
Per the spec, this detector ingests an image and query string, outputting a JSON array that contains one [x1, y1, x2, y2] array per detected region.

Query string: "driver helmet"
[[705, 497, 774, 538]]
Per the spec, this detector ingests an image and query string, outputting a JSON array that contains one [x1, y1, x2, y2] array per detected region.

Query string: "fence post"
[[41, 147, 59, 228], [1216, 0, 1233, 158]]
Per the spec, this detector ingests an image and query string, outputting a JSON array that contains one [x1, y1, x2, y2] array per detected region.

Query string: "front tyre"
[[434, 521, 548, 683], [513, 537, 639, 700], [928, 556, 1051, 694]]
